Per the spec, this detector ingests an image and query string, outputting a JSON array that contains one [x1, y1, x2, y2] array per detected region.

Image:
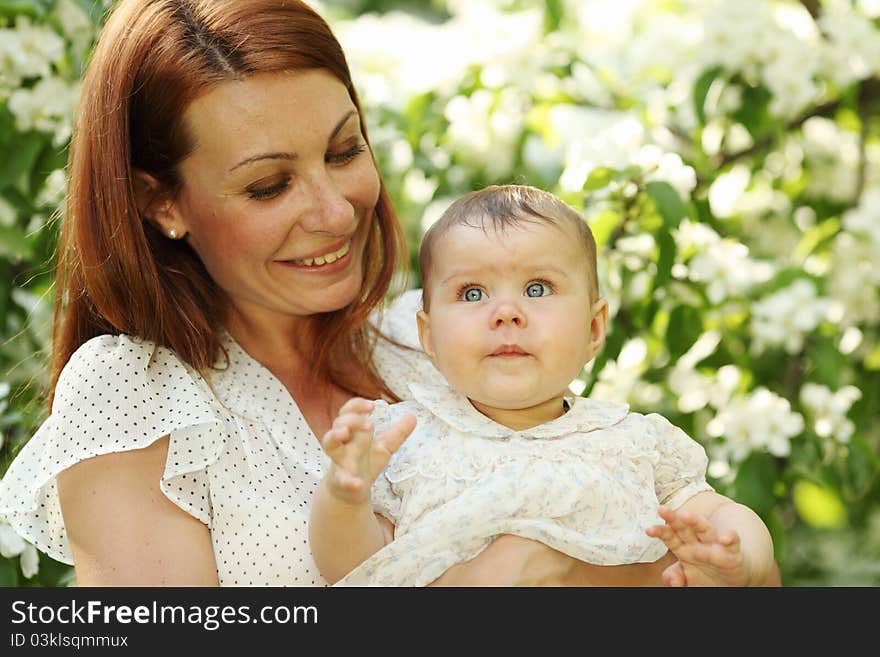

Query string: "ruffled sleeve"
[[0, 334, 230, 565], [647, 413, 714, 509], [370, 288, 445, 401]]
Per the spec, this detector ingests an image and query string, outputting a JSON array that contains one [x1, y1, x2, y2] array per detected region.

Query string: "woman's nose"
[[490, 299, 527, 328], [298, 170, 354, 234]]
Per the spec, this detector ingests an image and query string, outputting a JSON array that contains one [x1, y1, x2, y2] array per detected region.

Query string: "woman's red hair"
[[50, 0, 407, 407]]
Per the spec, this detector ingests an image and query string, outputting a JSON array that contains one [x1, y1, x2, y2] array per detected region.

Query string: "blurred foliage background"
[[0, 0, 878, 586]]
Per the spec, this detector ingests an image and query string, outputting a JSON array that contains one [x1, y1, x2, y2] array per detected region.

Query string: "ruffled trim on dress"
[[370, 391, 643, 485], [0, 335, 230, 565], [407, 382, 630, 439]]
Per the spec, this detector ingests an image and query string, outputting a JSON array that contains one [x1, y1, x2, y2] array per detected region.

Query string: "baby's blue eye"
[[463, 287, 484, 302], [525, 282, 550, 297]]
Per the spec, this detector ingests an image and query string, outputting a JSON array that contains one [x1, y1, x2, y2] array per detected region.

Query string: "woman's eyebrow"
[[228, 110, 359, 172]]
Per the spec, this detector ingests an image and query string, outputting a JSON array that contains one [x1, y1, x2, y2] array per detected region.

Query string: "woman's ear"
[[133, 169, 186, 239], [416, 309, 437, 364]]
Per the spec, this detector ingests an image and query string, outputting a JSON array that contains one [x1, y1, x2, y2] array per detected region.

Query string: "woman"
[[0, 0, 773, 586]]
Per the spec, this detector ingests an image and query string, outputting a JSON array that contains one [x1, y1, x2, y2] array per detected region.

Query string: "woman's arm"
[[57, 436, 220, 586], [430, 532, 781, 587], [429, 535, 678, 586]]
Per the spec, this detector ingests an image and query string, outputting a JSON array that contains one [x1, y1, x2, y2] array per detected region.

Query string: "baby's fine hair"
[[419, 184, 599, 310]]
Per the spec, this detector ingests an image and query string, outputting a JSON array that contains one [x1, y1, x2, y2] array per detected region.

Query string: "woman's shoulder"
[[370, 289, 445, 399], [54, 333, 206, 412], [371, 288, 424, 348], [0, 334, 231, 564]]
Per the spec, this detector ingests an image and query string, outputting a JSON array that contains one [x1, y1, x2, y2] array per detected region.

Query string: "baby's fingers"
[[719, 530, 742, 551], [337, 397, 376, 417], [664, 508, 706, 546], [376, 413, 417, 456], [321, 424, 351, 456]]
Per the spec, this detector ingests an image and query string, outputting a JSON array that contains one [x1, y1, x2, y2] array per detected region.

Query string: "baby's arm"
[[645, 491, 776, 586], [309, 397, 416, 584]]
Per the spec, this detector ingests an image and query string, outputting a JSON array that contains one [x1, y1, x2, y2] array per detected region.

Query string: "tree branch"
[[709, 77, 880, 171], [798, 0, 821, 21]]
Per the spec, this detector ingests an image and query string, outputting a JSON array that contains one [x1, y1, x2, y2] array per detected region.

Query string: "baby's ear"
[[587, 297, 609, 360], [133, 169, 187, 239], [416, 310, 437, 363]]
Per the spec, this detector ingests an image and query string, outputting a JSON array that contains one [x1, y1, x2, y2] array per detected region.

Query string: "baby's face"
[[417, 220, 606, 416]]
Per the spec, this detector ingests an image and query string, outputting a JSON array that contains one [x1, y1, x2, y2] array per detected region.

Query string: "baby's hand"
[[645, 505, 750, 587], [320, 398, 416, 506]]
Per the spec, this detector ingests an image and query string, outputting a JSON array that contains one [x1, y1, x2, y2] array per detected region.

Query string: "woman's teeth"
[[291, 240, 350, 267]]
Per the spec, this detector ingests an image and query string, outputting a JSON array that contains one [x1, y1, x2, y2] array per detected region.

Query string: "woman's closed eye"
[[327, 143, 367, 165], [246, 144, 367, 201], [247, 177, 290, 201]]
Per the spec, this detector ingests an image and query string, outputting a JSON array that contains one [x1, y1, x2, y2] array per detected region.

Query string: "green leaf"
[[666, 305, 703, 359], [794, 218, 840, 260], [585, 209, 621, 249], [544, 0, 563, 33], [693, 66, 723, 125], [652, 229, 676, 291], [0, 0, 49, 18], [645, 181, 686, 227], [732, 83, 773, 138], [583, 166, 616, 192], [792, 480, 847, 529], [0, 132, 44, 192], [808, 338, 847, 389], [843, 438, 879, 500], [0, 224, 33, 260], [0, 557, 19, 586], [729, 453, 777, 517]]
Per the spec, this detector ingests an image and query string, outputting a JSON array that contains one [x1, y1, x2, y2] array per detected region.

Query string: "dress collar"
[[408, 382, 629, 439]]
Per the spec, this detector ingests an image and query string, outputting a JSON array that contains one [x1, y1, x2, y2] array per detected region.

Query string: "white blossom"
[[708, 165, 751, 218], [636, 146, 697, 197], [0, 522, 25, 558], [55, 0, 95, 60], [443, 87, 526, 179], [19, 544, 39, 579], [0, 17, 65, 88], [676, 222, 774, 304], [800, 117, 861, 202], [800, 383, 862, 443], [819, 6, 880, 86], [827, 232, 880, 326], [591, 337, 647, 404], [750, 279, 831, 353], [7, 76, 79, 145], [842, 189, 880, 245], [708, 387, 805, 462]]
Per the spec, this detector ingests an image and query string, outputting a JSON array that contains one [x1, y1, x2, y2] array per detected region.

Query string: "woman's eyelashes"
[[247, 177, 290, 200], [246, 143, 368, 201], [327, 142, 367, 165]]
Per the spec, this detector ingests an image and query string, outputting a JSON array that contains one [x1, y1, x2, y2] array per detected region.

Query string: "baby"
[[309, 184, 776, 586]]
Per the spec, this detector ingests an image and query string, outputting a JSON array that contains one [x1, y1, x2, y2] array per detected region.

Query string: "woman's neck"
[[223, 304, 318, 372]]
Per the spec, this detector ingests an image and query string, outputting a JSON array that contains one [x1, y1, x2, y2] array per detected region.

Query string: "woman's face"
[[169, 69, 381, 326]]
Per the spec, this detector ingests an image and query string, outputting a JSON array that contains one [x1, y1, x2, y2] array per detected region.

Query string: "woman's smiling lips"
[[276, 238, 353, 272]]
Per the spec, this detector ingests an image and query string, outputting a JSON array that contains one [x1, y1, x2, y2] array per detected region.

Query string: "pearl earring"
[[167, 228, 178, 239]]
